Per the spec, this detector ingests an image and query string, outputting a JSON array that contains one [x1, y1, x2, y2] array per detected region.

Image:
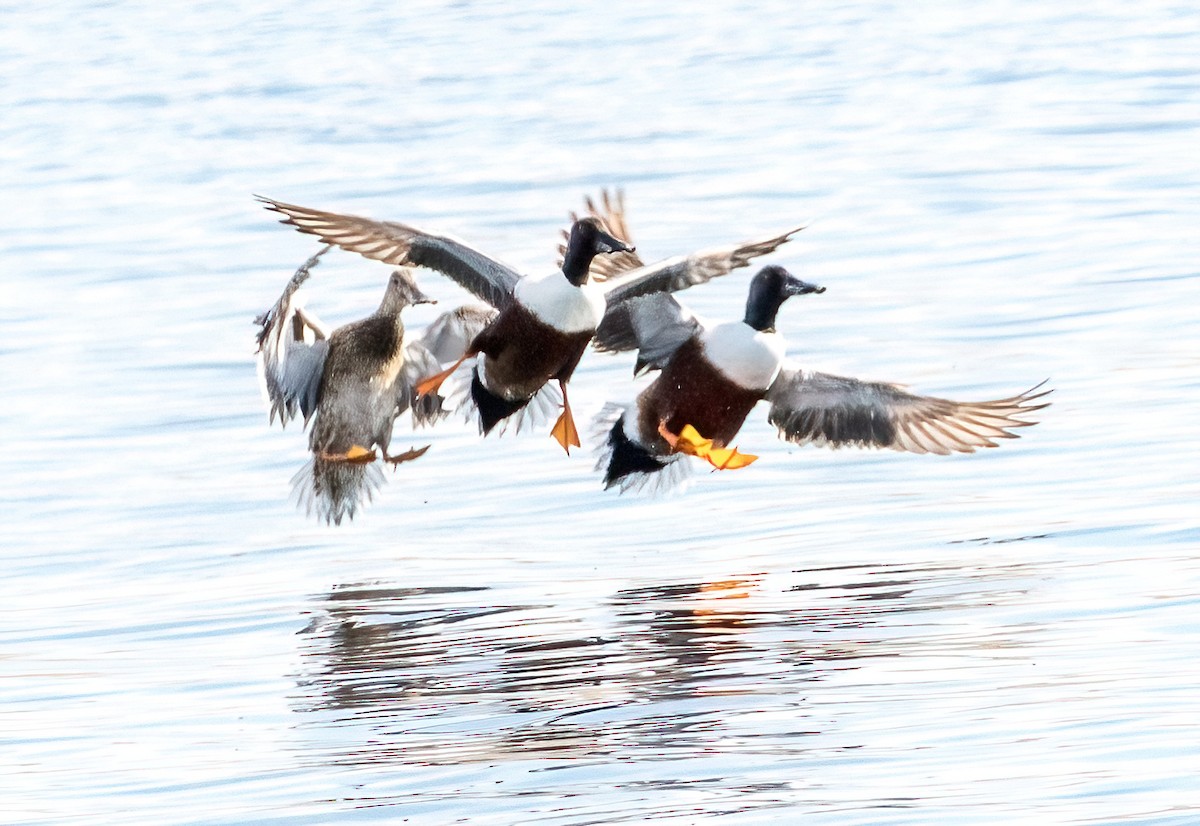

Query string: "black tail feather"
[[471, 367, 530, 435], [603, 416, 668, 489]]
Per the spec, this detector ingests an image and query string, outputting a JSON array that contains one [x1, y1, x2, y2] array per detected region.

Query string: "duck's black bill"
[[786, 277, 825, 296], [597, 229, 634, 255]]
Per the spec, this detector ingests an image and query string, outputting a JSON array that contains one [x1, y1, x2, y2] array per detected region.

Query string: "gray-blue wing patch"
[[255, 246, 333, 426], [601, 292, 700, 372]]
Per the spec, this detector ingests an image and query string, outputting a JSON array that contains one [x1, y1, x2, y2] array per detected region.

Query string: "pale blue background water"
[[2, 1, 1198, 823]]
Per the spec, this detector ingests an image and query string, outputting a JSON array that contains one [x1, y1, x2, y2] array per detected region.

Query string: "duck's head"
[[380, 268, 437, 314], [743, 265, 825, 332], [561, 217, 634, 286]]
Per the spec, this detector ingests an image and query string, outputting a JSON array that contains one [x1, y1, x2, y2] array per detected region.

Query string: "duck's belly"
[[310, 320, 406, 453], [473, 304, 593, 400], [636, 338, 763, 449]]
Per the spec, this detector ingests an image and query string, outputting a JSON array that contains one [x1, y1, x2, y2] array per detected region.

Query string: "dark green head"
[[743, 265, 824, 332], [561, 217, 634, 286]]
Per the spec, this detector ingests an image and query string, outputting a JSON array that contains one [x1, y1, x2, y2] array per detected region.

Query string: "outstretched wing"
[[255, 246, 334, 426], [766, 371, 1051, 454], [257, 196, 522, 310], [601, 224, 804, 307], [557, 189, 645, 281]]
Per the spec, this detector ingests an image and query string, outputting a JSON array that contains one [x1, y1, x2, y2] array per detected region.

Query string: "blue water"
[[2, 1, 1198, 823]]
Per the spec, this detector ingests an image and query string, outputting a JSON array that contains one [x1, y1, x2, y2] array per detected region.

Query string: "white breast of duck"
[[514, 271, 606, 334], [700, 321, 786, 391]]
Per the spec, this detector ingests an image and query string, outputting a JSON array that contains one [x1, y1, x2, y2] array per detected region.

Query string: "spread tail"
[[441, 359, 563, 437], [290, 456, 386, 525], [470, 367, 531, 435], [592, 403, 691, 494]]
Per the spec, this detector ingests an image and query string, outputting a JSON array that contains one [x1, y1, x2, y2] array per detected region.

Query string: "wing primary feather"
[[766, 370, 1049, 454], [256, 195, 521, 310]]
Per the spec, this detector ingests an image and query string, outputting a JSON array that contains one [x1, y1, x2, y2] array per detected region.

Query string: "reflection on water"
[[295, 561, 1037, 768]]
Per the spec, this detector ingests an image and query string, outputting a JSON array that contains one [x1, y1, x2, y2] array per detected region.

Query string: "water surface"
[[2, 1, 1198, 823]]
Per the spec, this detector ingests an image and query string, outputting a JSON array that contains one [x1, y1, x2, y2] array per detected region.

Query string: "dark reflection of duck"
[[294, 572, 917, 765], [257, 191, 804, 453], [294, 579, 768, 765], [292, 562, 1037, 771], [255, 247, 440, 524]]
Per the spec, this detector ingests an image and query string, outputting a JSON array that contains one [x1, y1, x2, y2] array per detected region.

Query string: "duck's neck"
[[560, 245, 595, 287], [377, 293, 405, 318], [743, 295, 785, 333]]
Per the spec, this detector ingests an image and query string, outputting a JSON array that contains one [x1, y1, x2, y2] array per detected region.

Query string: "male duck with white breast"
[[257, 194, 804, 453], [598, 265, 1051, 493], [257, 202, 630, 451], [427, 216, 629, 449]]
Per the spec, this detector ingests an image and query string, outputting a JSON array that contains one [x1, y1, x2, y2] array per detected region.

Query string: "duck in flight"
[[255, 246, 440, 523], [597, 265, 1051, 493], [256, 192, 804, 453]]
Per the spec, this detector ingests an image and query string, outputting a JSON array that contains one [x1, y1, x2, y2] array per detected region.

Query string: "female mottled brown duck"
[[256, 247, 443, 524]]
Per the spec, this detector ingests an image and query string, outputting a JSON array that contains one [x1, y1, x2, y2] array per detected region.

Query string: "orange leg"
[[549, 379, 581, 454], [657, 420, 692, 452], [415, 353, 470, 399], [385, 444, 431, 467]]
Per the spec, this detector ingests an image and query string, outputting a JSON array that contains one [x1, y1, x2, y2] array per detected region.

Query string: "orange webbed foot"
[[385, 444, 431, 468], [550, 412, 581, 454], [703, 444, 758, 470], [550, 381, 581, 454], [657, 422, 758, 470]]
